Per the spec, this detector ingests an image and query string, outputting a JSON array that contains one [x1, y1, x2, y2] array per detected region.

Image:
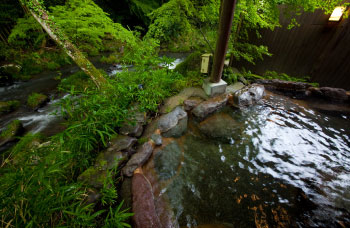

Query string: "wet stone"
[[151, 133, 162, 146], [120, 108, 147, 137], [158, 106, 188, 138], [107, 135, 137, 153], [154, 141, 182, 181], [230, 84, 265, 107], [122, 141, 155, 177], [198, 112, 242, 143], [183, 97, 203, 111], [192, 94, 228, 119], [319, 87, 348, 102], [256, 79, 311, 95]]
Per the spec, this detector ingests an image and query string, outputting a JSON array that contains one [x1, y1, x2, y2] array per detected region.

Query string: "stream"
[[0, 53, 187, 152]]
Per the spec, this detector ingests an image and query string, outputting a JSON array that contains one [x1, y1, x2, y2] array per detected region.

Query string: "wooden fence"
[[236, 7, 350, 90]]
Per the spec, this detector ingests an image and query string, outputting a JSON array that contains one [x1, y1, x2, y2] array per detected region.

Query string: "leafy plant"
[[103, 202, 133, 228]]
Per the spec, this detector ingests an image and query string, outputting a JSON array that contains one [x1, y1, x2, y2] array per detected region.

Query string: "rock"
[[132, 171, 162, 228], [107, 135, 137, 153], [192, 94, 228, 119], [183, 97, 203, 111], [122, 141, 155, 177], [198, 112, 242, 143], [160, 87, 208, 114], [0, 100, 20, 115], [120, 177, 133, 211], [256, 79, 311, 97], [307, 87, 323, 97], [319, 87, 348, 102], [154, 141, 182, 181], [230, 84, 265, 107], [150, 130, 162, 146], [94, 150, 128, 170], [84, 188, 101, 205], [0, 120, 24, 147], [158, 106, 188, 138], [27, 93, 49, 110], [78, 167, 107, 189], [120, 108, 147, 137], [226, 82, 245, 94]]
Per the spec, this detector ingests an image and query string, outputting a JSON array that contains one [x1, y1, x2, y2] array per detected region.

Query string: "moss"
[[174, 51, 202, 77], [27, 93, 48, 109], [0, 120, 23, 140], [58, 71, 94, 92], [0, 100, 20, 115], [100, 54, 119, 64]]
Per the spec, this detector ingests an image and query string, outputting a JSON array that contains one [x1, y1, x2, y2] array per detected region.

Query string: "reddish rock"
[[132, 171, 161, 228], [192, 94, 228, 119]]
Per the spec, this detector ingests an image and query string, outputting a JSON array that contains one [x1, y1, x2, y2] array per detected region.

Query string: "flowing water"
[[144, 92, 350, 227]]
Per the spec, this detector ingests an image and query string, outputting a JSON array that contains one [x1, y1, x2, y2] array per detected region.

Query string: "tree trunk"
[[20, 0, 107, 89]]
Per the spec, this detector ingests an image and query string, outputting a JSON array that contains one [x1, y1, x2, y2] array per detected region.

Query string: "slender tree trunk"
[[20, 0, 107, 89], [210, 0, 237, 83]]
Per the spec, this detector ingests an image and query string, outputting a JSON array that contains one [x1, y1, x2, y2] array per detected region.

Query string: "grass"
[[0, 100, 20, 115]]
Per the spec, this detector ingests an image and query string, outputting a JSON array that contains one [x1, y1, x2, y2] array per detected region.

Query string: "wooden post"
[[210, 0, 237, 83]]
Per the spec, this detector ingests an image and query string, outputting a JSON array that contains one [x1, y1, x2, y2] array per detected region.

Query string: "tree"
[[19, 0, 107, 89]]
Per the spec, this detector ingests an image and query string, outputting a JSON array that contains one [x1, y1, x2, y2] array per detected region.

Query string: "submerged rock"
[[154, 141, 182, 181], [192, 94, 228, 119], [230, 84, 265, 107], [198, 112, 242, 143], [122, 141, 155, 177], [158, 106, 188, 138], [0, 120, 24, 147]]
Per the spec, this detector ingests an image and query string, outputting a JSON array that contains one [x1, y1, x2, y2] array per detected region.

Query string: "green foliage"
[[0, 100, 20, 114], [50, 0, 137, 55], [27, 93, 48, 109], [0, 119, 22, 139], [8, 16, 47, 49], [59, 71, 94, 92], [100, 54, 119, 64], [222, 68, 239, 84], [103, 202, 133, 228]]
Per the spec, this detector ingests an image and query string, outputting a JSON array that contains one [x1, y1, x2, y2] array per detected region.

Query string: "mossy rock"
[[174, 51, 202, 77], [0, 100, 20, 115], [78, 166, 107, 189], [0, 120, 24, 147], [27, 93, 49, 110]]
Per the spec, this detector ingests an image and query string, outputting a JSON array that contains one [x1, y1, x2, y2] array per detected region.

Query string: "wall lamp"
[[329, 6, 346, 22]]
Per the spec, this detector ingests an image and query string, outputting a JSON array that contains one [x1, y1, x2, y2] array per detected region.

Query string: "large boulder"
[[192, 94, 229, 119], [319, 87, 348, 102], [122, 141, 155, 177], [158, 106, 188, 138], [198, 112, 242, 143], [256, 79, 311, 97], [230, 84, 265, 107]]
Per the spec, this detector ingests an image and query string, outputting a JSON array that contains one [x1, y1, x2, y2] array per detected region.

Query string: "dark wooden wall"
[[237, 7, 350, 90]]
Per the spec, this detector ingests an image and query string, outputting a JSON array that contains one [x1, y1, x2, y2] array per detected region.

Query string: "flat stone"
[[107, 135, 137, 153], [183, 97, 203, 111], [230, 84, 265, 107], [160, 87, 208, 114], [198, 112, 243, 143], [226, 82, 245, 94], [122, 141, 155, 177], [158, 106, 188, 138], [192, 94, 228, 119]]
